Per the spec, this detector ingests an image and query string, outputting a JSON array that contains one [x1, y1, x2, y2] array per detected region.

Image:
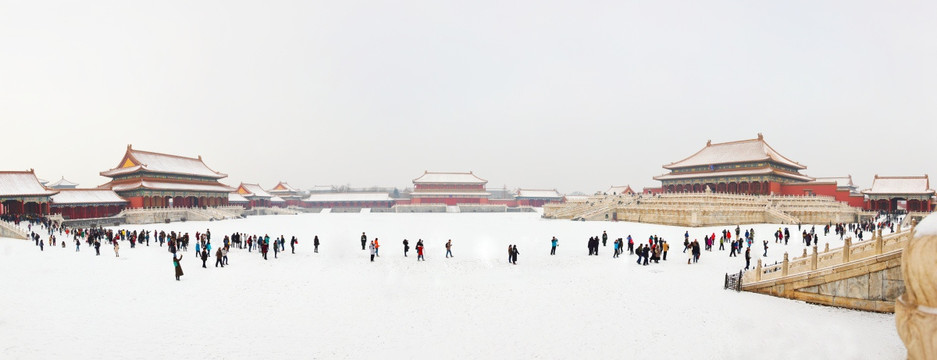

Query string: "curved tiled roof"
[[413, 171, 487, 184], [653, 168, 814, 182], [0, 171, 57, 197], [51, 189, 127, 205], [516, 189, 563, 199], [101, 146, 227, 179], [664, 135, 806, 170], [862, 175, 934, 195]]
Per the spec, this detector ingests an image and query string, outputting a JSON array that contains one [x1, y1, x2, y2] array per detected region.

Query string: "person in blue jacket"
[[550, 236, 558, 255]]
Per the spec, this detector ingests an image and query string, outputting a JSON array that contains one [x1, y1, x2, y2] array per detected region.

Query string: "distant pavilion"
[[863, 175, 934, 212], [409, 171, 490, 205]]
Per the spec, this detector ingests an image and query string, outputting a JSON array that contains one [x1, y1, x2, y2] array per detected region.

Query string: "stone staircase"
[[738, 222, 918, 313], [0, 221, 29, 240], [764, 205, 800, 224]]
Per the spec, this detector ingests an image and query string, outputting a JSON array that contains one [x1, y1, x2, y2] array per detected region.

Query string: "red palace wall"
[[777, 183, 866, 208], [412, 197, 487, 205], [489, 199, 518, 207], [126, 196, 144, 208]]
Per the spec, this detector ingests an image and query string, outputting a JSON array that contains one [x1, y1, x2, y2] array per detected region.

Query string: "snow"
[[0, 213, 905, 359], [664, 137, 805, 170], [412, 171, 487, 184], [516, 189, 563, 199], [865, 176, 934, 195], [50, 189, 127, 205], [110, 179, 234, 193], [914, 213, 937, 236], [304, 192, 394, 202], [239, 183, 272, 198], [0, 172, 57, 196]]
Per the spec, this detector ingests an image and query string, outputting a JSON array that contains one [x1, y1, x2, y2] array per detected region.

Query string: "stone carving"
[[896, 216, 937, 360]]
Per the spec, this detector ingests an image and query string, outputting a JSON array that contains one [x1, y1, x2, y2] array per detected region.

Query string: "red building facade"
[[863, 175, 934, 212], [409, 171, 490, 205]]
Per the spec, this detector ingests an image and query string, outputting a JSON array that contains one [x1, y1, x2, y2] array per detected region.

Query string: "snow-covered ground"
[[0, 213, 905, 359]]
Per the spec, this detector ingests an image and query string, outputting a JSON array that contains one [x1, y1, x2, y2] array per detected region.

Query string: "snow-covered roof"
[[409, 192, 492, 197], [228, 192, 249, 203], [606, 185, 635, 195], [101, 146, 226, 179], [863, 175, 934, 195], [653, 168, 814, 182], [309, 185, 335, 192], [413, 171, 487, 184], [811, 176, 855, 188], [269, 181, 300, 193], [564, 195, 590, 202], [516, 189, 563, 199], [270, 196, 286, 203], [664, 134, 806, 170], [51, 189, 127, 205], [109, 180, 235, 193], [237, 183, 272, 198], [304, 192, 395, 202], [48, 177, 79, 189], [0, 171, 57, 197]]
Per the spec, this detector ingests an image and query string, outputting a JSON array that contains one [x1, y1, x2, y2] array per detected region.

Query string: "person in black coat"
[[402, 239, 409, 257], [200, 249, 209, 268], [511, 245, 519, 264]]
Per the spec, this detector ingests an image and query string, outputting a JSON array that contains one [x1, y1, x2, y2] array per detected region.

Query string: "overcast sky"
[[1, 1, 935, 193]]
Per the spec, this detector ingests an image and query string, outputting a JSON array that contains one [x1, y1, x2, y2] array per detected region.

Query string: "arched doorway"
[[728, 183, 738, 193], [717, 183, 727, 193], [739, 182, 749, 194]]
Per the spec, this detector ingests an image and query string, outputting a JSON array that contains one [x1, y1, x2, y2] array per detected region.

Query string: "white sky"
[[1, 1, 935, 193]]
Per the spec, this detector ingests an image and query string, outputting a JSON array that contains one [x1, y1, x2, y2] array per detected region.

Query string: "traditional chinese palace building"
[[654, 134, 813, 194], [0, 170, 57, 216], [515, 189, 564, 207], [268, 182, 304, 207], [47, 177, 79, 189], [235, 183, 273, 208], [863, 175, 934, 212], [50, 189, 127, 219], [302, 192, 395, 208], [99, 146, 234, 208], [409, 171, 490, 205]]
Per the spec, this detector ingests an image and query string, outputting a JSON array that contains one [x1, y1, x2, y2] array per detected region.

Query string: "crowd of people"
[[2, 210, 908, 280]]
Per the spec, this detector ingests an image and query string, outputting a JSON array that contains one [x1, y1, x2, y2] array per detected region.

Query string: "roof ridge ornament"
[[757, 133, 764, 140]]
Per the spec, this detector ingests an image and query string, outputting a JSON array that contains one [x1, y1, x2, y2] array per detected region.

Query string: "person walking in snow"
[[94, 240, 101, 256], [314, 236, 320, 253], [374, 238, 380, 257], [445, 239, 453, 258], [635, 244, 644, 264], [215, 248, 224, 268], [369, 241, 376, 262], [200, 249, 209, 268], [403, 239, 409, 257], [113, 241, 119, 257], [511, 245, 519, 265], [627, 235, 634, 255], [361, 232, 367, 250], [416, 240, 424, 261], [75, 239, 80, 252], [745, 247, 752, 269], [273, 239, 279, 259], [602, 231, 608, 247], [613, 238, 620, 258], [173, 254, 184, 281], [762, 240, 768, 257], [662, 241, 669, 261], [222, 247, 229, 265], [291, 236, 298, 254], [550, 236, 558, 255]]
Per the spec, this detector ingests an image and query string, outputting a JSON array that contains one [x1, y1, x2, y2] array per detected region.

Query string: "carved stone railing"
[[742, 226, 914, 285]]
